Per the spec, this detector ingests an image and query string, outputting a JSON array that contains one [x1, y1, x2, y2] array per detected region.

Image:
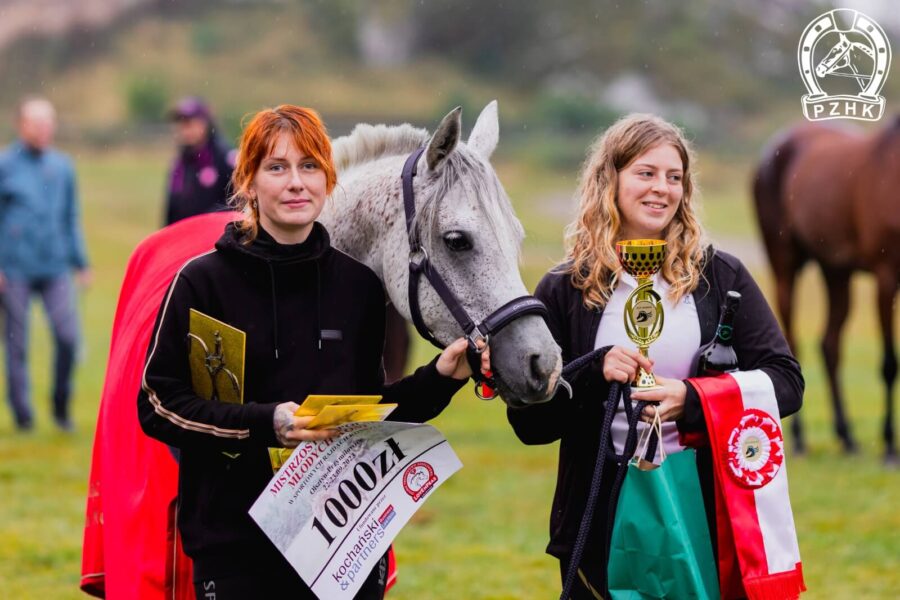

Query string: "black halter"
[[401, 147, 549, 399]]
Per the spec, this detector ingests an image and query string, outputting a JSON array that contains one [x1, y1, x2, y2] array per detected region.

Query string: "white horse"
[[322, 101, 561, 407]]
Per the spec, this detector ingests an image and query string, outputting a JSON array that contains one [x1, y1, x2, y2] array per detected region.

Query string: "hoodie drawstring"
[[267, 261, 280, 359], [316, 261, 323, 351]]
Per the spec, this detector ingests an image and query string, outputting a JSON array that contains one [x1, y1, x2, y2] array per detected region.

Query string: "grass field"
[[0, 146, 896, 599]]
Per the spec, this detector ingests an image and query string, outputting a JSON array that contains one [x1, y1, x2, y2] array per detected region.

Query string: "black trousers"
[[559, 551, 606, 600], [194, 552, 388, 600]]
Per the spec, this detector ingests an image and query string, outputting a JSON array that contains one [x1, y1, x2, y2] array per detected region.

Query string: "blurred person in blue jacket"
[[164, 96, 236, 225], [0, 96, 90, 431]]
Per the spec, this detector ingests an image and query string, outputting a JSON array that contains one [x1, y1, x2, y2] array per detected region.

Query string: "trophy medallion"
[[616, 239, 667, 391]]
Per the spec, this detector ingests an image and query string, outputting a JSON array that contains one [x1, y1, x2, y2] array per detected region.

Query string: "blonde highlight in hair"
[[564, 113, 706, 309], [230, 105, 336, 243]]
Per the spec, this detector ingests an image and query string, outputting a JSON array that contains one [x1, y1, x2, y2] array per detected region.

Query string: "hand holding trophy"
[[616, 239, 667, 391]]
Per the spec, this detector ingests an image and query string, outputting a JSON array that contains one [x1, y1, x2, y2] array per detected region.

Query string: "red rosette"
[[725, 408, 784, 488]]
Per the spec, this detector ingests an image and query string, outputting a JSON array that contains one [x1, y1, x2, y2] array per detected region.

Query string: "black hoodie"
[[138, 221, 464, 579]]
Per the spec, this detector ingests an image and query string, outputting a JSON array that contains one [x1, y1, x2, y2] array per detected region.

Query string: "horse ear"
[[468, 100, 499, 159], [426, 106, 462, 171]]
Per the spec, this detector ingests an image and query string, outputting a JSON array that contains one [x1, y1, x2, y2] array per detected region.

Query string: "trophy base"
[[630, 385, 662, 395], [632, 366, 659, 392]]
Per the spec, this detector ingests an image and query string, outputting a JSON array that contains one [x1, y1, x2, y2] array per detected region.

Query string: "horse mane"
[[332, 121, 525, 260], [332, 123, 429, 173]]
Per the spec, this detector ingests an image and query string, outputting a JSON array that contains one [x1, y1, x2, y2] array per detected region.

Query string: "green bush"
[[191, 22, 223, 56], [501, 131, 595, 171], [432, 89, 481, 129], [217, 108, 248, 146], [531, 93, 618, 134], [125, 77, 169, 123]]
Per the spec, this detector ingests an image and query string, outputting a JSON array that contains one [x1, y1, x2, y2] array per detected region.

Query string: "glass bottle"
[[697, 291, 741, 375]]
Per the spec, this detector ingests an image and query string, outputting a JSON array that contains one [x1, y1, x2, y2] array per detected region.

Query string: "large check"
[[249, 421, 462, 598]]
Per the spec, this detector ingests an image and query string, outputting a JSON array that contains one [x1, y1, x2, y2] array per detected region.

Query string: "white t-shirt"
[[594, 272, 701, 461]]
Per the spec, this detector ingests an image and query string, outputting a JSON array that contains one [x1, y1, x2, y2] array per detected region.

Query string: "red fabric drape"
[[81, 212, 236, 598]]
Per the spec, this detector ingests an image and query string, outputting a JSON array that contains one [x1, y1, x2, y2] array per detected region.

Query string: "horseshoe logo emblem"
[[798, 9, 891, 121]]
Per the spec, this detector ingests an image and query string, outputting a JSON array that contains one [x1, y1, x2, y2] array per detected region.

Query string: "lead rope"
[[557, 349, 652, 600], [558, 381, 620, 600]]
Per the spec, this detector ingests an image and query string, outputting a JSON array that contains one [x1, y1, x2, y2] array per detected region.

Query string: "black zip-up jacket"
[[138, 222, 464, 579], [507, 248, 803, 586]]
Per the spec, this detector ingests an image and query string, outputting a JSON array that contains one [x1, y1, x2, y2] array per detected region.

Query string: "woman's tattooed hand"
[[273, 401, 301, 447], [272, 401, 338, 447]]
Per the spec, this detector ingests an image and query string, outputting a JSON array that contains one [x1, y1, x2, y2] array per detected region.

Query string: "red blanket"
[[81, 212, 237, 598]]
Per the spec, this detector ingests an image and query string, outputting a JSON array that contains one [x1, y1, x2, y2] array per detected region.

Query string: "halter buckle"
[[466, 330, 489, 353]]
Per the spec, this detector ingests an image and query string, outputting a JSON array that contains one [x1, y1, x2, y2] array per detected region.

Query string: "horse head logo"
[[815, 32, 876, 88], [798, 9, 891, 121]]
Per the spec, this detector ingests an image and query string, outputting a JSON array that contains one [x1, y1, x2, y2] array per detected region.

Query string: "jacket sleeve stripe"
[[141, 250, 251, 440], [145, 390, 249, 439]]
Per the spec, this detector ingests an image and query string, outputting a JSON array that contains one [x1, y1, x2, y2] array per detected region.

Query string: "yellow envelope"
[[294, 395, 383, 417], [268, 447, 293, 472], [305, 404, 397, 429], [269, 395, 387, 471]]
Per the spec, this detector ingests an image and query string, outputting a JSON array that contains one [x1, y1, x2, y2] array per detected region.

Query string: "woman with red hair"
[[139, 105, 484, 598]]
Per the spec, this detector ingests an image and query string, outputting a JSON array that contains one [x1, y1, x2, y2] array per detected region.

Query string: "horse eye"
[[443, 231, 472, 252]]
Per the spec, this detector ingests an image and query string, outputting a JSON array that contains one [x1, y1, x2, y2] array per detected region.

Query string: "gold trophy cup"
[[616, 239, 667, 391]]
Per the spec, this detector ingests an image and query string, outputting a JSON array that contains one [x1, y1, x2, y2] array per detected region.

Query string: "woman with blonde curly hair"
[[508, 114, 803, 598]]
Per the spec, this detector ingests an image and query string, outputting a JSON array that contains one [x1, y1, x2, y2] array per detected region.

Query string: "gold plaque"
[[188, 310, 246, 460], [187, 309, 246, 405]]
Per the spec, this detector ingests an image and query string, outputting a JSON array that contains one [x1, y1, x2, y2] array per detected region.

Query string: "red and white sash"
[[689, 371, 806, 600]]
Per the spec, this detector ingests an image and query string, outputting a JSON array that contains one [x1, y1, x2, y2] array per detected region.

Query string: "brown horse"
[[753, 117, 898, 463]]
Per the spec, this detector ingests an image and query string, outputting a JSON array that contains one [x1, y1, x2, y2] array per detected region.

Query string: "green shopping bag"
[[607, 416, 719, 600]]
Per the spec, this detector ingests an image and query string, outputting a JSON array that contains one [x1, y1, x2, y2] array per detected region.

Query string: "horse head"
[[815, 33, 853, 78], [326, 101, 562, 407]]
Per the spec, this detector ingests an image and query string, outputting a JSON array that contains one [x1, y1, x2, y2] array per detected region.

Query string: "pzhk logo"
[[798, 9, 891, 121]]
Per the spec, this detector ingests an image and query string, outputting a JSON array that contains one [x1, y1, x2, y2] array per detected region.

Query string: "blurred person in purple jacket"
[[164, 97, 236, 225]]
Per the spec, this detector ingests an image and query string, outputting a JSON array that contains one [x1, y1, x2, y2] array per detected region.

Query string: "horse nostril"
[[527, 353, 552, 393]]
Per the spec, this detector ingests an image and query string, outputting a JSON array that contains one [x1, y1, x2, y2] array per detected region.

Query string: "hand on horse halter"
[[436, 337, 491, 381], [273, 401, 340, 448], [631, 375, 687, 424]]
